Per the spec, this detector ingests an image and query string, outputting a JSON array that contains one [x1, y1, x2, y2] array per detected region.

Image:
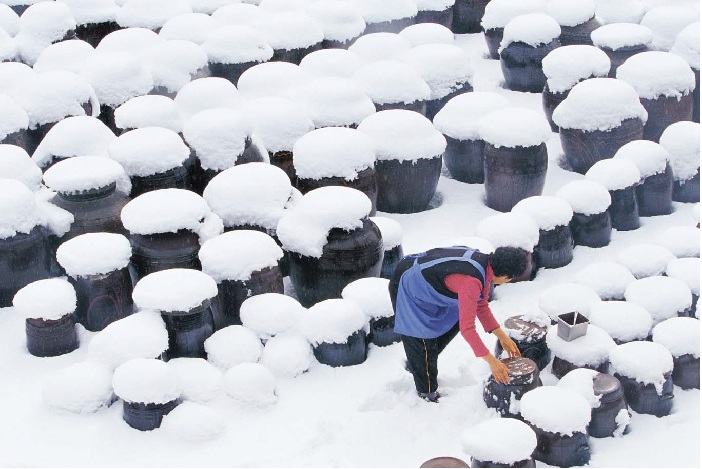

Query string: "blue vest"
[[394, 248, 487, 339]]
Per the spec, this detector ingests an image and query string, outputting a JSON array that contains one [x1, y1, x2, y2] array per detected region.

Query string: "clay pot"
[[600, 44, 649, 78], [483, 357, 542, 417], [25, 314, 78, 357], [375, 155, 442, 214], [453, 0, 490, 34], [590, 373, 630, 438], [129, 230, 202, 283], [614, 371, 674, 417], [569, 211, 612, 248], [495, 316, 551, 370], [69, 267, 134, 332], [529, 424, 590, 467], [130, 165, 191, 198], [551, 355, 608, 379], [500, 40, 560, 93], [416, 7, 454, 29], [27, 100, 93, 154], [671, 354, 700, 390], [636, 164, 674, 216], [559, 17, 600, 46], [368, 316, 400, 347], [608, 186, 640, 231], [484, 27, 503, 60], [533, 225, 574, 270], [542, 84, 568, 132], [74, 21, 121, 47], [484, 143, 548, 212], [380, 244, 404, 280], [673, 168, 700, 203], [364, 17, 416, 35], [313, 330, 368, 367], [443, 136, 486, 184], [161, 300, 216, 359], [426, 82, 473, 122], [193, 138, 265, 194], [296, 167, 378, 216], [122, 398, 181, 431], [640, 93, 694, 142], [0, 227, 54, 308]]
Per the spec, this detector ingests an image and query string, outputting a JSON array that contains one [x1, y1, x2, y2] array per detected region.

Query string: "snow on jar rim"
[[594, 0, 645, 25], [0, 145, 42, 190], [481, 0, 547, 30], [478, 107, 551, 149], [414, 0, 455, 12], [276, 186, 372, 258], [671, 22, 700, 70], [474, 212, 540, 251], [585, 159, 641, 191], [202, 26, 273, 65], [461, 418, 536, 465], [96, 27, 164, 53], [399, 23, 454, 46], [182, 108, 253, 172], [625, 276, 693, 323], [113, 358, 181, 405], [0, 95, 28, 141], [613, 140, 669, 178], [653, 317, 700, 359], [552, 78, 648, 132], [243, 96, 314, 154], [640, 6, 697, 52], [31, 116, 116, 169], [108, 127, 189, 177], [397, 44, 473, 100], [43, 155, 129, 195], [658, 226, 700, 258], [294, 76, 375, 128], [352, 59, 430, 105], [16, 1, 76, 41], [347, 32, 412, 63], [520, 386, 592, 435], [369, 216, 402, 249], [659, 121, 700, 181], [298, 298, 369, 345], [174, 77, 243, 120], [305, 0, 365, 43], [211, 3, 264, 26], [62, 0, 119, 26], [138, 40, 208, 94], [616, 51, 695, 100], [546, 0, 595, 27], [78, 50, 154, 109], [202, 163, 293, 231], [499, 13, 561, 51], [33, 39, 96, 75], [13, 277, 76, 320], [357, 109, 446, 162], [0, 28, 16, 61], [199, 230, 283, 283], [665, 258, 700, 295], [538, 282, 601, 320], [240, 293, 306, 339], [0, 178, 45, 239], [292, 127, 376, 180], [354, 0, 417, 25], [546, 323, 616, 367], [588, 301, 653, 343], [116, 0, 192, 30], [555, 180, 611, 215], [556, 368, 600, 408], [542, 45, 611, 93], [189, 0, 241, 14], [609, 341, 673, 393], [574, 261, 635, 301], [299, 49, 363, 78], [132, 268, 219, 313], [341, 277, 393, 320], [114, 95, 183, 133], [258, 0, 311, 11], [591, 23, 653, 51], [237, 61, 311, 100], [0, 4, 20, 36], [56, 232, 131, 278], [434, 91, 511, 140], [158, 13, 219, 45], [512, 196, 574, 231], [255, 11, 324, 51]]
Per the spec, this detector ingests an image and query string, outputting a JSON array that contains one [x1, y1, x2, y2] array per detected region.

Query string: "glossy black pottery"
[[601, 44, 649, 78], [380, 244, 404, 280], [69, 267, 134, 332], [500, 40, 560, 93], [0, 129, 30, 151], [551, 355, 608, 379], [529, 424, 590, 467], [495, 316, 551, 370], [559, 18, 600, 46], [590, 372, 630, 438], [130, 165, 191, 198], [542, 83, 568, 132], [569, 211, 611, 248], [376, 155, 442, 213], [608, 186, 640, 231], [425, 82, 473, 122], [296, 167, 378, 216], [673, 168, 700, 203], [268, 151, 297, 186], [614, 371, 674, 417], [483, 357, 542, 417], [693, 68, 700, 123], [636, 164, 674, 216], [25, 314, 78, 357], [161, 300, 215, 359], [452, 0, 490, 34], [484, 143, 548, 212], [74, 21, 121, 47], [209, 61, 259, 87], [313, 329, 367, 367], [0, 226, 54, 308], [533, 225, 574, 270], [671, 354, 700, 390], [640, 94, 694, 142], [272, 43, 323, 65], [368, 316, 400, 347], [444, 136, 486, 184], [375, 99, 427, 115], [129, 230, 202, 283], [363, 17, 416, 35], [123, 398, 181, 431]]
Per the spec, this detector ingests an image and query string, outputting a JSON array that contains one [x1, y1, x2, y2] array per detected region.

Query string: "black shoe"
[[418, 391, 440, 403]]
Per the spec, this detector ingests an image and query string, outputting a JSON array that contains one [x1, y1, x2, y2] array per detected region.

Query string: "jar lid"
[[43, 155, 129, 195], [256, 11, 324, 51], [546, 0, 595, 27], [614, 140, 669, 178], [13, 277, 76, 320], [292, 127, 375, 180], [132, 268, 219, 314], [159, 12, 218, 44], [114, 95, 184, 133], [202, 25, 273, 65], [369, 216, 402, 249], [0, 144, 42, 191], [306, 1, 366, 43], [79, 50, 154, 108], [640, 5, 697, 52], [478, 107, 551, 148], [652, 317, 700, 359], [671, 22, 700, 70], [112, 358, 181, 404], [624, 276, 693, 324], [238, 61, 311, 100], [348, 32, 412, 62], [588, 301, 652, 342], [398, 44, 473, 100], [617, 51, 696, 99], [299, 49, 363, 78], [474, 212, 540, 252], [555, 180, 611, 215], [481, 0, 547, 30], [0, 178, 44, 239], [244, 96, 315, 154], [593, 372, 624, 403], [609, 341, 674, 392], [199, 230, 283, 283], [240, 293, 306, 339], [538, 283, 601, 320], [182, 108, 253, 171], [174, 77, 243, 120], [354, 0, 417, 24], [501, 356, 539, 384], [504, 316, 549, 343], [108, 127, 189, 177], [61, 0, 119, 26], [665, 257, 700, 295], [433, 92, 511, 141], [542, 45, 610, 93], [519, 386, 592, 435], [574, 261, 635, 301], [352, 59, 431, 105], [297, 298, 369, 345], [659, 121, 700, 181], [500, 13, 561, 51], [34, 39, 96, 75], [0, 95, 28, 140], [591, 23, 653, 50], [399, 23, 454, 46], [342, 277, 393, 320], [115, 0, 191, 29], [461, 418, 536, 465], [585, 158, 641, 190], [56, 232, 132, 278], [512, 196, 574, 231], [293, 76, 375, 128]]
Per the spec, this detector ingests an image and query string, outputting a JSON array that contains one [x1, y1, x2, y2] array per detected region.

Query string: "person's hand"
[[483, 355, 510, 384], [499, 336, 521, 358]]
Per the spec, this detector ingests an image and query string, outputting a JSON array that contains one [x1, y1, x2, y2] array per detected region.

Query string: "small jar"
[[132, 269, 219, 359], [294, 76, 376, 129], [298, 299, 369, 367], [257, 12, 324, 64], [202, 26, 273, 86], [352, 60, 430, 114], [452, 0, 489, 34], [433, 92, 511, 184], [292, 127, 378, 215], [342, 277, 400, 347], [538, 283, 601, 322], [546, 324, 616, 379], [617, 51, 695, 142], [614, 140, 673, 216], [652, 317, 700, 390], [306, 1, 366, 49], [56, 232, 134, 332], [659, 121, 700, 204], [556, 180, 612, 248], [113, 358, 182, 431], [482, 357, 542, 418], [462, 418, 537, 468], [14, 278, 78, 357], [546, 0, 599, 46], [369, 216, 404, 279], [625, 276, 693, 326], [0, 145, 43, 191], [414, 0, 454, 29], [586, 159, 641, 231], [671, 23, 700, 123], [479, 108, 551, 212], [591, 23, 653, 78], [480, 0, 546, 60], [115, 0, 191, 32], [513, 196, 574, 270], [277, 187, 383, 307], [0, 95, 30, 151], [358, 110, 446, 214], [199, 231, 284, 330], [574, 262, 635, 301], [609, 341, 675, 417], [475, 213, 539, 283], [588, 301, 652, 345], [355, 0, 418, 34], [495, 315, 552, 370]]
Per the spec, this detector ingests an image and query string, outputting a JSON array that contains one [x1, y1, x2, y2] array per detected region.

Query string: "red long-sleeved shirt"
[[444, 263, 500, 357]]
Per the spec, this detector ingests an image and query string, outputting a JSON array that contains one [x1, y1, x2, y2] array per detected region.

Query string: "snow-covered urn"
[[546, 0, 599, 46], [352, 59, 430, 114], [42, 360, 115, 414], [452, 0, 488, 34], [590, 23, 653, 78], [608, 341, 674, 417], [240, 293, 305, 341], [202, 26, 273, 86], [33, 39, 96, 75], [174, 77, 243, 120], [616, 51, 695, 142], [369, 216, 403, 279], [14, 2, 76, 66], [294, 76, 375, 129], [659, 121, 700, 203], [478, 108, 551, 213], [512, 196, 574, 270], [594, 0, 645, 25], [136, 39, 209, 99], [260, 334, 312, 378], [585, 158, 641, 231], [538, 283, 602, 321], [652, 317, 699, 390], [555, 180, 612, 247], [115, 0, 191, 32], [305, 1, 365, 49], [617, 243, 675, 279], [355, 0, 417, 35], [519, 386, 592, 467], [665, 257, 700, 317], [494, 313, 551, 370], [199, 230, 284, 329], [114, 95, 183, 134], [498, 13, 560, 93], [433, 91, 511, 184], [0, 26, 16, 63], [342, 277, 398, 346], [224, 362, 277, 407], [120, 189, 223, 280], [160, 401, 226, 442], [204, 325, 263, 369], [541, 45, 610, 132], [358, 110, 445, 213], [0, 145, 42, 191], [624, 276, 693, 325], [158, 12, 219, 45], [552, 78, 647, 174], [62, 0, 120, 47], [56, 232, 134, 331], [166, 357, 224, 403], [546, 323, 616, 378], [412, 0, 454, 29], [480, 0, 547, 60], [461, 418, 537, 467], [347, 32, 412, 63], [298, 48, 363, 79], [588, 301, 652, 345], [399, 22, 454, 47], [292, 127, 378, 214], [13, 277, 78, 357], [112, 358, 182, 431], [256, 11, 323, 65], [475, 212, 539, 282], [557, 369, 631, 438], [0, 95, 29, 150], [639, 5, 697, 52], [237, 62, 310, 100], [277, 186, 382, 307], [397, 43, 473, 120], [132, 269, 219, 359], [482, 357, 542, 418], [671, 23, 700, 123], [298, 298, 369, 367]]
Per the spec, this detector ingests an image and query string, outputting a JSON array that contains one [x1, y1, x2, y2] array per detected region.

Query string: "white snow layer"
[[595, 0, 645, 25], [299, 49, 363, 78], [519, 386, 592, 435], [167, 358, 224, 403], [115, 0, 192, 30], [182, 108, 252, 171], [305, 1, 365, 43], [244, 97, 315, 153], [33, 39, 96, 75], [574, 261, 636, 300], [199, 230, 283, 283], [292, 127, 375, 180], [671, 22, 700, 70], [132, 269, 219, 313], [42, 360, 114, 414], [665, 258, 700, 295], [298, 298, 369, 345], [353, 0, 417, 24], [369, 216, 402, 249], [474, 212, 540, 251], [0, 27, 16, 62], [397, 44, 473, 100], [0, 5, 20, 36], [13, 277, 76, 320], [512, 196, 574, 230], [546, 0, 595, 27], [341, 277, 394, 320], [616, 51, 695, 99], [294, 76, 375, 128], [42, 155, 129, 195], [0, 145, 42, 191], [542, 45, 611, 93], [538, 283, 601, 320], [56, 232, 131, 278], [433, 92, 511, 141], [15, 2, 76, 65], [624, 276, 693, 324], [255, 11, 323, 52], [174, 77, 243, 120], [500, 13, 561, 50], [659, 121, 700, 181], [96, 27, 163, 53], [137, 40, 208, 94], [478, 107, 551, 149], [555, 180, 611, 215], [556, 368, 601, 408], [352, 59, 431, 105], [224, 363, 277, 407], [347, 32, 411, 63], [205, 325, 264, 369], [617, 243, 676, 279], [614, 140, 670, 178], [481, 0, 547, 30], [202, 26, 273, 65], [546, 324, 616, 367], [61, 0, 118, 25], [79, 51, 153, 108], [159, 13, 219, 45], [114, 95, 183, 133], [240, 293, 306, 340], [652, 317, 700, 358], [112, 357, 182, 404], [0, 95, 28, 140], [413, 0, 455, 11], [640, 5, 698, 52], [211, 3, 264, 26], [238, 62, 310, 100], [591, 23, 653, 51], [398, 23, 454, 46], [160, 401, 227, 442], [108, 127, 189, 177], [588, 301, 653, 342], [259, 335, 313, 377], [608, 341, 673, 393], [585, 159, 641, 190], [461, 418, 537, 464], [31, 116, 116, 169]]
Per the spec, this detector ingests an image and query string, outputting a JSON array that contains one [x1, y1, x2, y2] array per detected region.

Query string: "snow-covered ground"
[[0, 22, 700, 469]]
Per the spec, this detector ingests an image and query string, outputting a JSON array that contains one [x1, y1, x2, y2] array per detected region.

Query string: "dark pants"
[[402, 323, 461, 394]]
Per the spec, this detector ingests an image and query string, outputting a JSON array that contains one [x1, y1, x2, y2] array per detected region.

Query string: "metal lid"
[[593, 372, 624, 403], [505, 315, 548, 343]]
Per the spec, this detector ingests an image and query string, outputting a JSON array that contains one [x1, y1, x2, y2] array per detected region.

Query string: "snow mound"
[[259, 334, 313, 377], [56, 232, 131, 278], [62, 0, 117, 26], [588, 301, 653, 343], [116, 0, 192, 30], [557, 368, 601, 408], [305, 1, 365, 43], [369, 216, 402, 249], [348, 32, 411, 63], [652, 317, 699, 358], [205, 325, 263, 369], [659, 121, 700, 182], [31, 116, 116, 169], [182, 108, 252, 171], [299, 48, 363, 78], [542, 45, 610, 93], [256, 11, 323, 52], [546, 0, 595, 27], [136, 40, 208, 95], [159, 13, 219, 45], [342, 277, 393, 320], [199, 230, 283, 283], [113, 358, 181, 404], [0, 145, 42, 191], [671, 22, 700, 70], [15, 2, 76, 65], [33, 39, 96, 75], [202, 26, 273, 65], [595, 1, 645, 25], [433, 92, 511, 141], [538, 283, 601, 320], [167, 358, 224, 403], [657, 226, 700, 258], [500, 13, 561, 51], [591, 23, 652, 51], [616, 51, 695, 99], [512, 196, 574, 231], [211, 3, 264, 26], [481, 0, 547, 30], [397, 43, 473, 100], [665, 258, 700, 296], [474, 212, 539, 252], [132, 269, 219, 314], [174, 77, 243, 120], [625, 276, 693, 324], [640, 5, 697, 52], [298, 298, 369, 345], [79, 50, 153, 108], [161, 401, 226, 442], [43, 155, 129, 195], [478, 107, 551, 149], [520, 386, 592, 435], [43, 360, 114, 414], [238, 61, 310, 100], [240, 293, 306, 340], [0, 27, 15, 62], [0, 4, 20, 36], [461, 418, 537, 464], [352, 59, 431, 105], [13, 277, 76, 320], [97, 27, 163, 53], [0, 95, 28, 141], [546, 324, 615, 367], [617, 243, 676, 279], [574, 262, 636, 300], [224, 362, 277, 406], [293, 127, 375, 180], [609, 341, 673, 393], [555, 180, 611, 215], [294, 76, 375, 128], [585, 158, 641, 190], [244, 97, 314, 154], [354, 0, 417, 25], [108, 127, 189, 177], [114, 95, 183, 133], [613, 140, 669, 178]]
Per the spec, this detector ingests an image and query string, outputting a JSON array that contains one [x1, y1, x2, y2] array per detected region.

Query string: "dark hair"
[[491, 247, 528, 279]]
